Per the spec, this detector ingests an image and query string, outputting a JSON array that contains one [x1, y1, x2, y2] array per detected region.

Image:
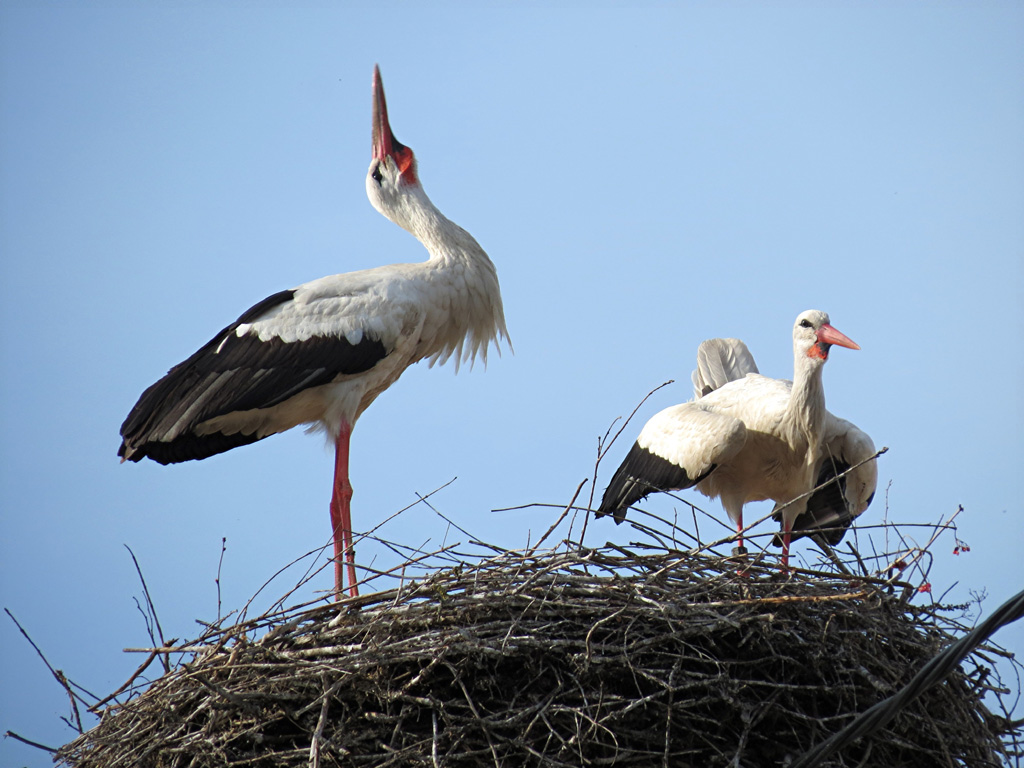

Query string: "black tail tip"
[[117, 441, 144, 463], [595, 506, 627, 525]]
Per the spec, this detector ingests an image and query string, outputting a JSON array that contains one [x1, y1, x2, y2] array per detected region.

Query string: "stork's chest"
[[719, 426, 820, 502]]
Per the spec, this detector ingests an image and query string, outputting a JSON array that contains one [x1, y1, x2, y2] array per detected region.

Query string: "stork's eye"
[[371, 164, 383, 184], [799, 319, 813, 328]]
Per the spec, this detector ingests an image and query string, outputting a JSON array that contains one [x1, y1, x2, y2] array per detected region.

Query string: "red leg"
[[732, 513, 752, 576], [781, 520, 792, 570], [330, 422, 358, 598]]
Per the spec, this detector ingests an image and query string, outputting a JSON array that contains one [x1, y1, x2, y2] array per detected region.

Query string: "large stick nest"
[[55, 523, 1021, 768]]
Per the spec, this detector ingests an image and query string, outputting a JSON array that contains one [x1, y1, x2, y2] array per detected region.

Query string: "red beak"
[[371, 65, 394, 162], [817, 323, 860, 351], [370, 65, 417, 182]]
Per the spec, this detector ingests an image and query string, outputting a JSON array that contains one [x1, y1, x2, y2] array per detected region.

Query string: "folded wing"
[[778, 415, 877, 545], [597, 404, 747, 523], [118, 289, 389, 465]]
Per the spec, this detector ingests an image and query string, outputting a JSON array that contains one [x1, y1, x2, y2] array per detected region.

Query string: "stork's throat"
[[808, 342, 831, 360]]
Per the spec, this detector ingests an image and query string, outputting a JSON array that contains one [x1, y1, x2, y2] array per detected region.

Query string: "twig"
[[585, 381, 676, 522], [216, 537, 227, 622], [124, 544, 169, 673], [5, 730, 58, 753], [88, 651, 160, 712], [529, 479, 587, 556], [5, 608, 88, 731], [308, 676, 343, 768]]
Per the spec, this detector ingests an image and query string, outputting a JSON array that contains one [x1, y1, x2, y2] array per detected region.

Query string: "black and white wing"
[[118, 287, 389, 465], [597, 403, 747, 524]]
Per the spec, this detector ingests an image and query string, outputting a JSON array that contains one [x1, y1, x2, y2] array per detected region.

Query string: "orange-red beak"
[[817, 323, 860, 351], [371, 65, 395, 162], [371, 65, 416, 181]]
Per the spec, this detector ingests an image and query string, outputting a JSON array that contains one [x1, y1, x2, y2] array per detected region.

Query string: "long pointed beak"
[[372, 65, 395, 161], [817, 323, 860, 350]]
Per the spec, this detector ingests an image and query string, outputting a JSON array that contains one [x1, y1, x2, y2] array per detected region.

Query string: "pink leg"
[[330, 422, 358, 598], [732, 513, 751, 575], [781, 521, 792, 570]]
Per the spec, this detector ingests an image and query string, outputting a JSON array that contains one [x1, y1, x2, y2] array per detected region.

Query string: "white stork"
[[597, 310, 876, 568], [118, 66, 510, 597]]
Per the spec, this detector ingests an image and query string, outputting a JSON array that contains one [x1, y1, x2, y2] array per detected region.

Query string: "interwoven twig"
[[54, 529, 1021, 768]]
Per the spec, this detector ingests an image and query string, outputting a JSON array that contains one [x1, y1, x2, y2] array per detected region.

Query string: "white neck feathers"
[[385, 181, 511, 371]]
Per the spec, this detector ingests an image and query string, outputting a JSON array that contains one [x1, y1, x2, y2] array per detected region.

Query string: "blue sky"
[[2, 3, 1022, 764]]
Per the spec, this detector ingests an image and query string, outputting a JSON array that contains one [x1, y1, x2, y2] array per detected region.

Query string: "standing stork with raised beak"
[[119, 66, 511, 597]]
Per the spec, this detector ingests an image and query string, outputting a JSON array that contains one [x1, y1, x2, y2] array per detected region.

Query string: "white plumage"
[[598, 310, 875, 567], [692, 337, 760, 397], [119, 66, 510, 597]]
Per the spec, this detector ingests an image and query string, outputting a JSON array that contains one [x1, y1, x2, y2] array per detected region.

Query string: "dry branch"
[[55, 526, 1021, 768]]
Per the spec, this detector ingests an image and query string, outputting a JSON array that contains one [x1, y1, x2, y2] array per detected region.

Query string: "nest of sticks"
[[54, 497, 1021, 768]]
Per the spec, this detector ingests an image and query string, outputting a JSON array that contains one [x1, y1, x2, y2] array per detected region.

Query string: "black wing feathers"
[[132, 430, 266, 466], [237, 289, 298, 324], [597, 442, 709, 524], [119, 289, 388, 464]]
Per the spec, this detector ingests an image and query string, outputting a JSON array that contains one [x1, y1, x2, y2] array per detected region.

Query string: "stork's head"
[[793, 309, 860, 363], [366, 65, 426, 232]]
